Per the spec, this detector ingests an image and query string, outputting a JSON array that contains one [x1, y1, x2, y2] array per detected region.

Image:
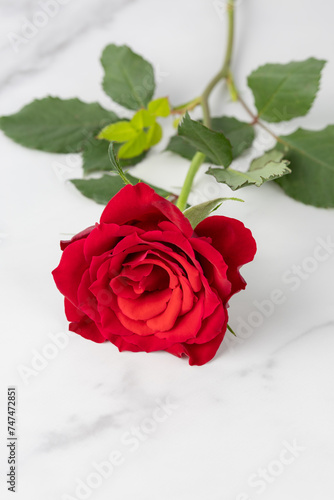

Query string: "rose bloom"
[[52, 183, 256, 365]]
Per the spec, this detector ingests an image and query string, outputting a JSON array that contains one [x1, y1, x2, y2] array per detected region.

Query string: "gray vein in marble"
[[270, 319, 334, 358], [38, 411, 128, 452], [0, 0, 136, 89]]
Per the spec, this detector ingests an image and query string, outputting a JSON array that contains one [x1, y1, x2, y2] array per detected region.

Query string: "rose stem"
[[176, 0, 235, 212]]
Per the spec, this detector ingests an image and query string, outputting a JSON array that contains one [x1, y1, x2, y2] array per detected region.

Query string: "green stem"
[[201, 0, 235, 127], [171, 96, 202, 114], [176, 0, 235, 210], [176, 152, 205, 212]]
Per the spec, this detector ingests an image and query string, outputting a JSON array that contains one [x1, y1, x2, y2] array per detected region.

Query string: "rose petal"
[[179, 276, 195, 316], [121, 263, 153, 281], [116, 311, 155, 336], [195, 216, 256, 298], [190, 236, 230, 301], [155, 294, 204, 342], [186, 302, 226, 345], [64, 298, 85, 322], [98, 306, 134, 337], [117, 288, 172, 321], [60, 225, 95, 251], [100, 183, 193, 237], [167, 329, 226, 366], [108, 331, 176, 352], [138, 265, 170, 291], [69, 316, 106, 343], [77, 269, 99, 321], [52, 238, 88, 305], [84, 223, 145, 261], [147, 287, 182, 331]]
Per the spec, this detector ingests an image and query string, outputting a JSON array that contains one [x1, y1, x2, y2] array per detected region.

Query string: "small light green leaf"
[[247, 58, 326, 122], [183, 197, 243, 229], [82, 139, 146, 175], [98, 121, 137, 142], [274, 126, 334, 208], [173, 117, 181, 128], [148, 97, 170, 117], [101, 44, 155, 110], [131, 109, 155, 129], [207, 161, 291, 190], [71, 174, 171, 205], [249, 149, 284, 171], [167, 116, 254, 162], [0, 97, 119, 153], [146, 122, 162, 148], [118, 130, 147, 158], [178, 113, 233, 167]]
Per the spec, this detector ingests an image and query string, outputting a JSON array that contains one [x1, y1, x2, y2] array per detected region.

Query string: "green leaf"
[[0, 97, 119, 153], [166, 135, 199, 161], [71, 175, 129, 204], [247, 58, 326, 122], [146, 122, 162, 148], [82, 139, 146, 175], [98, 121, 137, 142], [118, 130, 147, 158], [131, 109, 155, 129], [183, 197, 243, 229], [71, 175, 171, 205], [211, 117, 255, 158], [101, 44, 155, 111], [274, 126, 334, 208], [249, 149, 284, 171], [148, 97, 170, 117], [178, 113, 233, 167], [207, 160, 291, 191], [166, 116, 254, 162]]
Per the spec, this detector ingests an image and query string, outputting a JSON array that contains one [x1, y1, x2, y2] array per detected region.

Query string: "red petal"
[[167, 329, 226, 366], [190, 236, 230, 301], [60, 225, 95, 251], [69, 316, 106, 343], [195, 216, 256, 298], [117, 288, 172, 321], [116, 311, 155, 336], [100, 183, 193, 237], [52, 238, 87, 305], [147, 287, 182, 331], [155, 294, 204, 342], [84, 223, 145, 261], [187, 302, 226, 345], [64, 298, 85, 322], [179, 276, 195, 315]]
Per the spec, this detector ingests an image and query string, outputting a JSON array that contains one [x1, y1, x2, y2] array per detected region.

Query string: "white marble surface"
[[1, 0, 334, 499]]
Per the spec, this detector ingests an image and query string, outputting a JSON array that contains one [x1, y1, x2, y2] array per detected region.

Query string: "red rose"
[[52, 183, 256, 365]]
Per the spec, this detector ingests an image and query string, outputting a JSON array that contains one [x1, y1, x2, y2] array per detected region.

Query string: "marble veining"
[[1, 0, 334, 499]]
